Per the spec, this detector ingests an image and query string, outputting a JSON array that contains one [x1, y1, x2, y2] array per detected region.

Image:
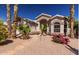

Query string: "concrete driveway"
[[0, 35, 78, 55]]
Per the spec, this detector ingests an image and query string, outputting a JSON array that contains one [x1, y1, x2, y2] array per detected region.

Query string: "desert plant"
[[52, 33, 62, 43], [52, 33, 70, 44], [17, 24, 31, 39], [70, 4, 75, 38], [12, 4, 18, 38], [0, 20, 8, 42], [6, 4, 12, 38], [40, 24, 47, 35]]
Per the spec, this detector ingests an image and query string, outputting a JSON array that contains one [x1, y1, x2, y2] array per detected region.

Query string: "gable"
[[50, 15, 65, 25], [49, 15, 65, 22], [36, 15, 51, 20], [36, 13, 52, 22]]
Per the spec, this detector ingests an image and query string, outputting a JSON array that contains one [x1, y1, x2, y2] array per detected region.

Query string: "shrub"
[[52, 33, 62, 43], [40, 24, 47, 34], [17, 24, 31, 39], [52, 33, 70, 44], [0, 20, 8, 42]]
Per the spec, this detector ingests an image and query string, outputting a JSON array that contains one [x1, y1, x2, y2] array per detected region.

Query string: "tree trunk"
[[6, 4, 12, 38], [12, 4, 18, 38], [70, 4, 74, 38]]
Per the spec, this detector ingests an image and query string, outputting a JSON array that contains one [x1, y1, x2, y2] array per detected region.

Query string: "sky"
[[0, 4, 78, 21]]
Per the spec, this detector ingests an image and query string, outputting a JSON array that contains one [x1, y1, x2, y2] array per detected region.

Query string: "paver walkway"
[[0, 35, 78, 55]]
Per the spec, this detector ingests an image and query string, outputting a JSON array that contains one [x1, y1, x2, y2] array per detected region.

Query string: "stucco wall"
[[50, 18, 64, 34]]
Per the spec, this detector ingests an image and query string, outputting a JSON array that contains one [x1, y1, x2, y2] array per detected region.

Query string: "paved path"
[[0, 35, 78, 55]]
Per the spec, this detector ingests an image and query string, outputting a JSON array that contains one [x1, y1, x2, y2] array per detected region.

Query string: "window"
[[54, 22, 60, 32]]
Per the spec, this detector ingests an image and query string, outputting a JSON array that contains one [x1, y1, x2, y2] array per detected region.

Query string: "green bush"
[[40, 24, 47, 31], [0, 20, 8, 42], [17, 24, 31, 39]]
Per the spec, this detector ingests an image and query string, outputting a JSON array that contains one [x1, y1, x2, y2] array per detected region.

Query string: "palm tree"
[[70, 4, 75, 38], [12, 4, 18, 38], [6, 4, 12, 38]]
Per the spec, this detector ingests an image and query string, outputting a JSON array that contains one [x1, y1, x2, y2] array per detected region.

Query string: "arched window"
[[54, 22, 60, 32]]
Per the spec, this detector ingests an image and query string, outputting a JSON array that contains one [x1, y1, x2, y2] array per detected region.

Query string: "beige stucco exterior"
[[15, 13, 70, 35], [36, 13, 70, 35]]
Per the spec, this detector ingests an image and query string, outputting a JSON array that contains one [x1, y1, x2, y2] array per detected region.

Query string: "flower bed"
[[52, 33, 70, 44]]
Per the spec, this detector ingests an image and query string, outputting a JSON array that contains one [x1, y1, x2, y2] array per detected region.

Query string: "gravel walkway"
[[0, 35, 78, 55]]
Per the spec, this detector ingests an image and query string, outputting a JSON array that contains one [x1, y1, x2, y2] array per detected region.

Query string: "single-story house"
[[35, 13, 70, 35], [3, 13, 70, 36]]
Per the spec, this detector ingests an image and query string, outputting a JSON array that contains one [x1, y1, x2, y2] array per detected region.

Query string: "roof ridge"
[[54, 14, 65, 17], [35, 13, 52, 19]]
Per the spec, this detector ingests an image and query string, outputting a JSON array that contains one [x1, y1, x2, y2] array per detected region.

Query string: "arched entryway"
[[40, 19, 48, 34]]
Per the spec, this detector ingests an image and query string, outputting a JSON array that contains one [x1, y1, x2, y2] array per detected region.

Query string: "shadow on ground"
[[0, 40, 13, 46], [65, 45, 78, 55]]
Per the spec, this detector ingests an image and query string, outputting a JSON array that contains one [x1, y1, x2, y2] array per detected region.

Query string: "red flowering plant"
[[51, 33, 61, 43], [52, 33, 70, 44]]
